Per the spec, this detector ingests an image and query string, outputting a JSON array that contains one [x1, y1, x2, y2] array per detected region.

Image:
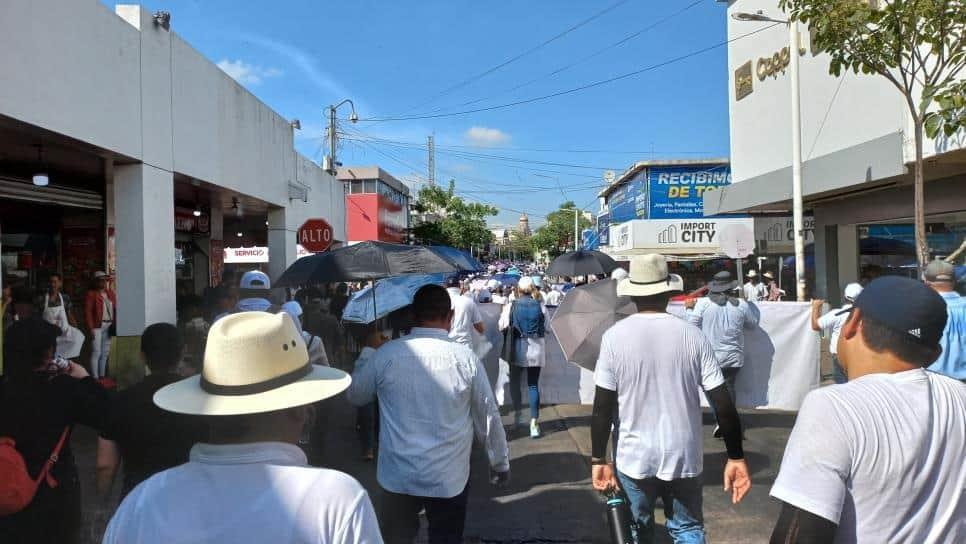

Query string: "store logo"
[[658, 225, 677, 244], [735, 60, 753, 101], [616, 224, 630, 248]]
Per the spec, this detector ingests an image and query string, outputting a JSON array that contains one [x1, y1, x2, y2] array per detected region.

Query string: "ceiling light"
[[232, 197, 243, 218], [237, 232, 243, 237], [32, 173, 49, 187], [192, 207, 202, 217]]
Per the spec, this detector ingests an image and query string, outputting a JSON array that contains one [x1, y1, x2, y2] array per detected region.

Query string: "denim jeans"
[[831, 355, 848, 384], [357, 402, 377, 452], [509, 366, 541, 419], [380, 484, 469, 544], [617, 471, 705, 544]]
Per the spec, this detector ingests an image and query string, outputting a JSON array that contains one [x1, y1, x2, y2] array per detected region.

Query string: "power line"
[[396, 0, 630, 114], [360, 23, 781, 122], [457, 0, 708, 108]]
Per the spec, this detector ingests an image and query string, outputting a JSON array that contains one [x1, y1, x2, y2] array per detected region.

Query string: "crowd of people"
[[0, 252, 963, 543]]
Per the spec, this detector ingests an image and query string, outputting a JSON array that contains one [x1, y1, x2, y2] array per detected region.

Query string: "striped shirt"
[[346, 327, 509, 498]]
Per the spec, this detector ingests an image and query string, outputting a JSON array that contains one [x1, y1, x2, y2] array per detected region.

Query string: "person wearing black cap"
[[769, 276, 966, 543], [686, 270, 759, 437]]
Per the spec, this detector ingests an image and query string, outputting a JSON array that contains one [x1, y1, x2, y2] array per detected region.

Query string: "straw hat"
[[762, 271, 775, 280], [616, 254, 683, 297], [745, 270, 758, 279], [154, 312, 350, 416]]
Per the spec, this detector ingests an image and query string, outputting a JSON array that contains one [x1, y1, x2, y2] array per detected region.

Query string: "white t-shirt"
[[816, 304, 851, 355], [448, 287, 483, 346], [595, 313, 725, 481], [104, 442, 381, 544], [543, 289, 563, 307], [771, 369, 966, 543]]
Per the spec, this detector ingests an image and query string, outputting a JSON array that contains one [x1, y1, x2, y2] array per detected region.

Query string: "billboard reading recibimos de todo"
[[648, 165, 731, 219]]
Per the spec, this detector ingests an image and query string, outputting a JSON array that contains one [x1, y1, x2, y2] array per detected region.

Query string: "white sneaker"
[[530, 419, 541, 439]]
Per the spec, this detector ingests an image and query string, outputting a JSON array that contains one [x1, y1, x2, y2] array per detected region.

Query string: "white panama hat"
[[616, 254, 684, 297], [746, 270, 758, 278], [154, 311, 350, 416]]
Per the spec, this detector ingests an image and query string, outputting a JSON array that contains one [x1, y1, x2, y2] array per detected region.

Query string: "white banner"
[[478, 301, 819, 411], [608, 217, 756, 256], [224, 246, 269, 263]]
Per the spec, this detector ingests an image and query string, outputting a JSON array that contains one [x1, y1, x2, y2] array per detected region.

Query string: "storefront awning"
[[0, 177, 103, 209]]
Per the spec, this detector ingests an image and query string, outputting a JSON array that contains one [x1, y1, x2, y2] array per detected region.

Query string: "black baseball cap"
[[838, 276, 948, 346]]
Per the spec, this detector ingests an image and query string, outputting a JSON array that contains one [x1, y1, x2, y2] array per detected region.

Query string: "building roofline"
[[598, 158, 731, 199], [337, 166, 412, 196]]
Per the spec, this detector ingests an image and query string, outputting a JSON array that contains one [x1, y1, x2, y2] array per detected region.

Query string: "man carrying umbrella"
[[686, 270, 759, 437], [591, 254, 750, 543]]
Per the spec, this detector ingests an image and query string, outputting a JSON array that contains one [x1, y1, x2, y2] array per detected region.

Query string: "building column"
[[112, 163, 176, 384], [267, 207, 293, 287]]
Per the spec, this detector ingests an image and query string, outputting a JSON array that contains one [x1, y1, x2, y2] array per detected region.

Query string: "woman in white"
[[42, 272, 84, 359], [502, 277, 547, 438]]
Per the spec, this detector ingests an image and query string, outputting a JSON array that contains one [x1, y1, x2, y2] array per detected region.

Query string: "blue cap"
[[840, 276, 947, 347]]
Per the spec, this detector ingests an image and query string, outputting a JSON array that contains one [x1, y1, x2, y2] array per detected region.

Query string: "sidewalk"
[[76, 399, 796, 543]]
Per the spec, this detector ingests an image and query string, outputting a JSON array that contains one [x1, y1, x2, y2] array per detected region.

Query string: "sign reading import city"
[[647, 165, 732, 219], [608, 217, 755, 256], [298, 218, 333, 253]]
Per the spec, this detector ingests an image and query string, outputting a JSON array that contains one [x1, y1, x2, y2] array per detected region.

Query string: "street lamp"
[[325, 99, 358, 174], [560, 207, 582, 252], [732, 10, 806, 302]]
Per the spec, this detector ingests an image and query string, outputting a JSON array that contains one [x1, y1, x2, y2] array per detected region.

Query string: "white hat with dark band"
[[616, 254, 684, 297]]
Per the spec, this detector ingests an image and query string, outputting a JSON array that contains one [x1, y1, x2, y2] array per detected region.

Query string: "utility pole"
[[324, 99, 358, 174], [427, 134, 436, 186], [574, 209, 579, 252]]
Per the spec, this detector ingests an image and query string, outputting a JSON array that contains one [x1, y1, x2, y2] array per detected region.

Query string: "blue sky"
[[105, 0, 732, 227]]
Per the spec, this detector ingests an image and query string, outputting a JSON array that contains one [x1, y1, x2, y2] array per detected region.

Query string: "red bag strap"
[[36, 427, 70, 489]]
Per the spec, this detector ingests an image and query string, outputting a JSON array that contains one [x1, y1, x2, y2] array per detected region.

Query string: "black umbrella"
[[429, 245, 483, 272], [275, 241, 463, 287], [547, 250, 618, 277]]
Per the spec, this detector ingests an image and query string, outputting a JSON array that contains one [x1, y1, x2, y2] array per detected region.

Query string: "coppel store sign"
[[648, 165, 732, 219]]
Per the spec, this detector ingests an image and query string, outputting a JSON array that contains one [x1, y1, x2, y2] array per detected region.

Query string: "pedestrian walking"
[[591, 254, 751, 544], [922, 259, 966, 381], [344, 322, 391, 461], [506, 276, 547, 437], [686, 270, 759, 437], [104, 311, 379, 543], [770, 276, 966, 542], [0, 317, 110, 544], [446, 277, 485, 348], [763, 271, 784, 301], [95, 323, 208, 499], [84, 271, 116, 380], [347, 284, 509, 544], [41, 273, 84, 360], [742, 270, 766, 302], [810, 283, 863, 384]]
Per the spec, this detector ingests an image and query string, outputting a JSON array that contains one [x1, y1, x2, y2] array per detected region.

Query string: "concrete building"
[[517, 213, 531, 236], [705, 0, 966, 303], [0, 1, 345, 378], [337, 166, 411, 244]]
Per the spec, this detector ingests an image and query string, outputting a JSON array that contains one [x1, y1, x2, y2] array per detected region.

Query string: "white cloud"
[[216, 59, 282, 85], [240, 34, 354, 101], [464, 126, 511, 147]]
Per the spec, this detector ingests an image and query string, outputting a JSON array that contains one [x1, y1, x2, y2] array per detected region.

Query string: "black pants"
[[380, 484, 470, 544]]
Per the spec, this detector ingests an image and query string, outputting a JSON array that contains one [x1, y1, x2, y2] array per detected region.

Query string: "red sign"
[[298, 218, 333, 253]]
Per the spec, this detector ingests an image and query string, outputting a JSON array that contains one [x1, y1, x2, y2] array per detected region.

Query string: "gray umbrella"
[[549, 279, 637, 371]]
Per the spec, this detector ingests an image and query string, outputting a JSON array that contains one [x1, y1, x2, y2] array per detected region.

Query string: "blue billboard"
[[597, 213, 610, 246], [647, 164, 731, 219], [607, 170, 648, 223]]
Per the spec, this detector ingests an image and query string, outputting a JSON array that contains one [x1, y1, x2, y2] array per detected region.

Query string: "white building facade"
[[707, 0, 966, 303], [0, 1, 346, 376]]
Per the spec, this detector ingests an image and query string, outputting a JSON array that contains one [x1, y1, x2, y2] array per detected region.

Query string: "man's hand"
[[490, 469, 510, 488], [592, 463, 619, 492], [685, 298, 697, 310], [67, 361, 90, 379], [723, 459, 751, 504], [811, 299, 825, 310]]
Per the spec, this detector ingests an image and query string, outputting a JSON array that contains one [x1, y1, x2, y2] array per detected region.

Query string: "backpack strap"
[[37, 427, 70, 488]]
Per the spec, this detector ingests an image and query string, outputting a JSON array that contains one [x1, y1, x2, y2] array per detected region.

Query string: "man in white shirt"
[[543, 286, 563, 307], [105, 311, 381, 544], [810, 282, 862, 384], [742, 270, 766, 302], [347, 284, 509, 543], [591, 255, 751, 543], [445, 277, 484, 347], [770, 276, 965, 543]]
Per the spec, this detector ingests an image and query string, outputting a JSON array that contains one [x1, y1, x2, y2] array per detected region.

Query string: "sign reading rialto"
[[298, 218, 333, 253], [648, 165, 732, 219]]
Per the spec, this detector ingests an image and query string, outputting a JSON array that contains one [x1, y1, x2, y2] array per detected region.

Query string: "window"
[[364, 180, 377, 193]]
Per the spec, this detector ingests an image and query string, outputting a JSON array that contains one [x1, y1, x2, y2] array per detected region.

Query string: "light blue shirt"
[[346, 327, 509, 498], [686, 296, 759, 368], [928, 291, 966, 380]]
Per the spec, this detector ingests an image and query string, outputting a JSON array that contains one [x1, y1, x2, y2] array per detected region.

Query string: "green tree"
[[411, 180, 497, 250], [778, 0, 966, 268], [507, 231, 534, 261], [530, 201, 593, 257]]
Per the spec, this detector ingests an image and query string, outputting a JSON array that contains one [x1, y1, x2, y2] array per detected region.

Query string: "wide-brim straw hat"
[[154, 311, 350, 416], [616, 254, 684, 297], [745, 270, 758, 278], [763, 271, 775, 280]]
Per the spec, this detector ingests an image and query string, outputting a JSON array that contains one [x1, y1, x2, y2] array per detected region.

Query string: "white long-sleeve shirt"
[[686, 296, 759, 369], [346, 327, 509, 498]]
